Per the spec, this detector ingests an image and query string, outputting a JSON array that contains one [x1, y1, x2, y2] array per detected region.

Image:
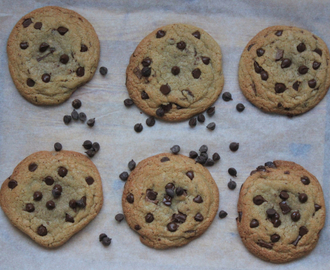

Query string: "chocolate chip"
[[163, 195, 172, 206], [29, 163, 38, 172], [141, 67, 151, 77], [119, 172, 129, 181], [301, 176, 310, 185], [219, 210, 228, 219], [222, 92, 232, 101], [227, 179, 237, 190], [197, 114, 205, 123], [123, 98, 134, 107], [312, 61, 321, 70], [85, 176, 94, 185], [292, 81, 301, 91], [156, 30, 166, 38], [229, 142, 239, 152], [170, 145, 180, 154], [189, 151, 198, 159], [126, 193, 134, 203], [206, 106, 215, 116], [308, 79, 317, 88], [165, 183, 175, 190], [296, 42, 306, 52], [279, 191, 289, 200], [78, 112, 86, 122], [101, 237, 111, 246], [193, 195, 203, 203], [202, 56, 210, 65], [37, 225, 47, 236], [42, 74, 50, 83], [256, 166, 266, 172], [83, 140, 93, 149], [259, 70, 268, 81], [253, 195, 266, 205], [166, 188, 175, 198], [26, 78, 35, 87], [299, 193, 308, 203], [52, 184, 62, 198], [33, 191, 42, 201], [298, 65, 309, 74], [86, 118, 95, 127], [275, 49, 284, 61], [58, 167, 68, 177], [76, 196, 86, 208], [250, 219, 259, 228], [126, 160, 136, 171], [146, 189, 158, 200], [60, 54, 69, 64], [145, 213, 154, 223], [192, 31, 201, 39], [192, 68, 201, 79], [76, 67, 85, 77], [71, 99, 81, 109], [46, 200, 55, 210], [196, 156, 207, 164], [176, 187, 184, 196], [172, 213, 187, 223], [275, 83, 286, 93], [299, 226, 308, 236], [281, 58, 292, 68], [314, 48, 322, 56], [34, 22, 42, 29], [69, 199, 77, 209], [200, 152, 208, 159], [266, 208, 276, 217], [315, 204, 321, 211], [256, 48, 265, 56], [20, 42, 29, 50], [171, 66, 180, 75], [279, 201, 291, 214], [160, 84, 171, 95], [57, 27, 68, 35], [265, 161, 276, 168], [99, 66, 108, 75], [194, 213, 204, 222], [186, 171, 194, 180], [206, 122, 216, 130], [237, 211, 242, 222], [167, 222, 178, 232], [212, 153, 220, 161], [53, 142, 62, 152], [275, 30, 283, 36], [99, 233, 107, 241], [254, 61, 263, 73], [204, 158, 215, 166], [142, 57, 152, 66], [146, 116, 155, 127], [236, 103, 245, 112], [23, 18, 32, 28], [134, 123, 143, 133], [39, 42, 49, 53], [177, 41, 186, 50], [271, 234, 280, 243], [65, 213, 74, 223], [25, 203, 35, 212], [161, 157, 170, 162], [291, 211, 300, 222], [44, 176, 54, 185], [228, 167, 237, 177], [115, 213, 125, 222], [161, 103, 172, 113], [80, 44, 88, 52]]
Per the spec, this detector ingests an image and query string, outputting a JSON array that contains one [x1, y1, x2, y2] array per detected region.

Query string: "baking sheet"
[[0, 0, 329, 269]]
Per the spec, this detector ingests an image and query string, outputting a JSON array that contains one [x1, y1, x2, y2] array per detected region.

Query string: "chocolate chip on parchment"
[[119, 172, 129, 181], [199, 145, 208, 153], [192, 68, 201, 79], [99, 66, 108, 75], [34, 22, 42, 29], [197, 114, 205, 123], [87, 118, 95, 127], [27, 78, 35, 87], [92, 142, 100, 152], [99, 233, 107, 241], [71, 109, 79, 120], [167, 222, 178, 232], [20, 42, 29, 50], [204, 158, 215, 166], [222, 92, 232, 101], [57, 26, 68, 35], [297, 43, 306, 52], [134, 123, 143, 133], [46, 200, 55, 210], [186, 171, 194, 180], [128, 160, 136, 171], [84, 149, 95, 157], [229, 142, 239, 152], [60, 54, 69, 64], [206, 122, 216, 130], [25, 203, 35, 212], [206, 106, 215, 116], [76, 67, 85, 77], [253, 195, 266, 205], [101, 236, 112, 246], [42, 73, 50, 83], [33, 191, 43, 201], [219, 210, 228, 219], [29, 163, 38, 172], [250, 219, 259, 228], [301, 176, 310, 185], [236, 103, 245, 112], [265, 161, 276, 168], [124, 98, 134, 107], [212, 153, 220, 161], [227, 179, 237, 190], [298, 65, 309, 74], [299, 193, 308, 203], [82, 140, 93, 149], [37, 225, 47, 236], [145, 213, 154, 223], [177, 41, 186, 50], [79, 112, 87, 122], [308, 79, 317, 88], [58, 167, 68, 177], [23, 18, 32, 28], [275, 83, 286, 93], [202, 56, 210, 65], [189, 151, 198, 159], [291, 211, 301, 222], [256, 48, 265, 56], [54, 142, 62, 151], [171, 66, 180, 75], [193, 195, 203, 203], [115, 213, 125, 222], [192, 31, 201, 39], [44, 176, 54, 185], [156, 30, 166, 38], [146, 116, 155, 127], [72, 99, 82, 109], [228, 167, 237, 177]]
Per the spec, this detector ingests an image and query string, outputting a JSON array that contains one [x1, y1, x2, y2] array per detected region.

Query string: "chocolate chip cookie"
[[7, 6, 100, 105], [0, 151, 103, 248], [239, 25, 330, 115], [237, 160, 325, 263], [126, 24, 224, 121], [122, 153, 219, 249]]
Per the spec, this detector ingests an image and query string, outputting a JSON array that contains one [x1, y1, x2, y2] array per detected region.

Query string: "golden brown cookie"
[[239, 25, 330, 115], [122, 153, 219, 249], [237, 160, 326, 263], [0, 151, 103, 248], [126, 23, 224, 121], [7, 6, 100, 105]]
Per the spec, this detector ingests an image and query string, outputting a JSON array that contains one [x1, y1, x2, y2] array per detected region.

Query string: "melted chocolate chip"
[[275, 83, 286, 93], [172, 213, 187, 223], [46, 200, 55, 210], [281, 58, 292, 68], [271, 234, 280, 243], [308, 79, 317, 88], [279, 201, 291, 214], [291, 211, 301, 222], [76, 67, 85, 77], [254, 61, 263, 73], [44, 176, 54, 185], [194, 213, 204, 222], [192, 68, 201, 79], [275, 30, 283, 36], [141, 91, 149, 99], [65, 213, 74, 223], [275, 49, 284, 61], [166, 188, 175, 198], [25, 203, 35, 212], [257, 240, 273, 249], [58, 167, 68, 177], [273, 219, 281, 228], [237, 211, 242, 222], [60, 54, 69, 64], [57, 27, 68, 35], [192, 31, 201, 39], [193, 195, 203, 203], [161, 157, 170, 162], [314, 48, 322, 56], [80, 44, 88, 52], [250, 219, 259, 228], [39, 42, 49, 52], [279, 190, 289, 200], [20, 42, 29, 50], [177, 41, 186, 50], [202, 56, 210, 65], [146, 189, 158, 200], [301, 176, 310, 185], [247, 43, 255, 51], [34, 22, 42, 30], [299, 193, 308, 203], [257, 48, 265, 56], [176, 187, 185, 196], [134, 225, 141, 230], [160, 84, 171, 95], [52, 184, 62, 198], [23, 18, 32, 28], [186, 171, 194, 180], [37, 225, 47, 236], [260, 70, 268, 81], [298, 65, 309, 74], [69, 199, 77, 209], [167, 222, 178, 232], [297, 43, 306, 52], [42, 74, 50, 83], [76, 196, 86, 208], [315, 204, 321, 211], [33, 191, 43, 201], [293, 81, 301, 91], [145, 213, 154, 223], [313, 61, 321, 70], [171, 66, 180, 75], [156, 30, 166, 38]]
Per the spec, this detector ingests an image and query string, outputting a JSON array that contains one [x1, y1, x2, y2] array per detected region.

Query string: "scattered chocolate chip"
[[57, 26, 68, 35], [308, 79, 317, 88], [42, 73, 50, 83], [176, 187, 185, 196], [99, 233, 107, 241], [39, 42, 49, 53], [86, 118, 95, 127], [99, 66, 108, 75], [85, 176, 94, 185], [119, 172, 129, 181], [281, 58, 292, 68], [29, 163, 38, 172], [145, 213, 154, 223], [63, 115, 71, 124], [299, 193, 308, 203], [115, 213, 125, 222], [76, 67, 85, 77], [37, 225, 47, 236], [222, 92, 232, 101], [200, 152, 208, 159], [202, 56, 210, 65], [134, 123, 143, 133], [291, 211, 301, 222], [189, 151, 198, 159], [279, 201, 291, 214], [253, 195, 266, 205], [228, 167, 237, 177], [256, 48, 265, 57], [141, 67, 151, 77], [79, 112, 87, 122], [194, 213, 204, 222], [192, 31, 201, 39], [177, 41, 186, 50], [275, 49, 284, 61], [186, 171, 194, 180], [71, 110, 79, 120], [204, 158, 214, 166], [156, 30, 166, 38], [101, 236, 111, 246], [206, 122, 216, 130], [72, 99, 81, 109], [206, 107, 215, 116], [192, 68, 201, 79], [229, 142, 239, 152], [59, 54, 69, 64], [23, 18, 32, 28], [279, 191, 289, 200], [163, 195, 172, 206], [212, 153, 220, 161], [161, 157, 170, 162], [197, 114, 205, 123], [52, 184, 62, 198], [167, 222, 178, 232], [25, 203, 35, 212], [33, 191, 43, 201], [250, 219, 259, 228], [314, 48, 322, 56], [126, 160, 136, 171], [301, 176, 310, 185], [254, 61, 263, 73], [171, 66, 180, 75], [193, 195, 203, 203], [123, 98, 134, 107], [275, 30, 283, 36], [219, 210, 228, 219], [275, 83, 286, 93], [236, 103, 245, 112], [82, 140, 93, 149], [34, 22, 42, 29], [80, 44, 88, 52], [298, 65, 309, 74], [271, 234, 280, 243], [54, 142, 62, 152], [26, 78, 35, 87], [198, 145, 207, 153], [46, 200, 55, 210], [44, 176, 54, 185], [58, 167, 68, 177], [20, 42, 29, 50], [160, 84, 171, 95], [170, 145, 180, 154], [315, 204, 321, 211], [227, 179, 237, 190], [144, 116, 155, 127]]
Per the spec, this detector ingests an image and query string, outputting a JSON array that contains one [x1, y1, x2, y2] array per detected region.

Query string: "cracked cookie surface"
[[0, 151, 103, 248], [7, 6, 100, 105], [122, 153, 219, 249], [126, 24, 224, 121], [237, 160, 325, 263], [239, 25, 330, 115]]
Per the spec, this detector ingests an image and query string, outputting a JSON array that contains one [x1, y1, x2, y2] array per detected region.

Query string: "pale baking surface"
[[0, 0, 329, 269]]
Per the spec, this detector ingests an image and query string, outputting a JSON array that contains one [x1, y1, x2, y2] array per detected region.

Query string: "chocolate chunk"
[[202, 56, 210, 65], [194, 213, 204, 222], [192, 31, 201, 39], [256, 48, 265, 57], [37, 225, 47, 236], [163, 195, 172, 206], [58, 167, 68, 177], [206, 122, 216, 130], [99, 66, 108, 75], [189, 151, 198, 159], [25, 203, 35, 212], [80, 44, 88, 52], [124, 98, 134, 107], [39, 42, 49, 53], [250, 219, 259, 228], [85, 176, 94, 185], [279, 191, 289, 200], [227, 179, 237, 190], [291, 211, 301, 222], [44, 176, 54, 185], [271, 234, 280, 243], [142, 57, 152, 67], [141, 67, 151, 77], [279, 201, 291, 214], [228, 167, 237, 177], [172, 213, 187, 223], [171, 66, 180, 75], [60, 54, 69, 64], [253, 195, 266, 205], [275, 83, 286, 93], [27, 78, 35, 87], [197, 114, 205, 123], [87, 118, 95, 127], [20, 42, 29, 50], [297, 43, 306, 52], [170, 145, 180, 154], [265, 161, 276, 168], [101, 236, 112, 246], [42, 73, 50, 83], [299, 193, 308, 203], [301, 176, 310, 185], [83, 140, 93, 149], [160, 84, 171, 95], [281, 58, 292, 68], [76, 67, 85, 77], [156, 30, 166, 38], [175, 187, 185, 196], [266, 208, 276, 217], [119, 172, 129, 181], [292, 81, 301, 91], [312, 61, 321, 70], [65, 213, 74, 223], [260, 71, 268, 81], [236, 103, 245, 112], [186, 171, 194, 180], [33, 191, 43, 201], [222, 92, 232, 101], [229, 142, 239, 152], [212, 153, 220, 161], [237, 211, 242, 222], [29, 163, 38, 172], [177, 41, 186, 50], [254, 61, 263, 73], [134, 123, 143, 133], [145, 213, 154, 223], [298, 65, 309, 74], [34, 22, 42, 29], [167, 222, 178, 232], [72, 99, 81, 109], [76, 196, 86, 208], [314, 48, 322, 56], [193, 195, 203, 203], [146, 189, 158, 200], [23, 18, 32, 28], [166, 188, 175, 198], [219, 210, 228, 219], [192, 68, 201, 79], [275, 30, 283, 36], [57, 27, 68, 35], [161, 157, 170, 162], [115, 213, 125, 222], [275, 49, 284, 61], [46, 200, 55, 210], [308, 79, 317, 88]]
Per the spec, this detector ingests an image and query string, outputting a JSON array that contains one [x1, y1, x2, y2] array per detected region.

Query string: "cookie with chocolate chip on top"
[[126, 24, 224, 121], [237, 160, 325, 263], [122, 153, 219, 249], [0, 151, 103, 248], [239, 25, 330, 115], [7, 6, 100, 105]]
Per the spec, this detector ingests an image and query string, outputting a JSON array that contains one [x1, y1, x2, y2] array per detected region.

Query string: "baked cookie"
[[0, 151, 103, 248], [126, 24, 224, 121], [239, 25, 330, 115], [237, 160, 326, 263], [7, 6, 100, 105], [122, 153, 219, 249]]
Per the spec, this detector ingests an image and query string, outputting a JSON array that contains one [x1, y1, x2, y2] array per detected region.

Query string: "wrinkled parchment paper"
[[0, 0, 329, 269]]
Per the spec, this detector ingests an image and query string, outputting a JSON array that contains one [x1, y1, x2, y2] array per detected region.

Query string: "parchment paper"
[[0, 0, 329, 269]]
